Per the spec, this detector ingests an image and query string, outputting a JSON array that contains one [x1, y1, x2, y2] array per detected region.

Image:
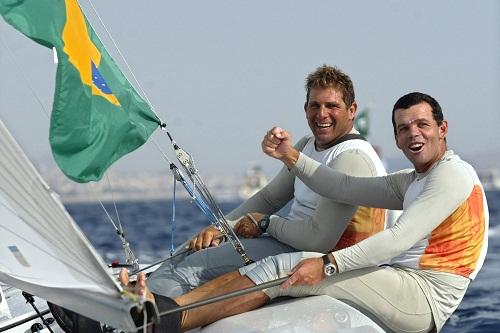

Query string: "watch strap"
[[246, 213, 259, 227]]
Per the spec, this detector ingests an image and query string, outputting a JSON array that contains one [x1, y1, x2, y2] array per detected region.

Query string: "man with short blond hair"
[[147, 65, 389, 299]]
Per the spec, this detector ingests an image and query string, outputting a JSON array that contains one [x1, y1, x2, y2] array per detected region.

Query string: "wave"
[[488, 224, 500, 238]]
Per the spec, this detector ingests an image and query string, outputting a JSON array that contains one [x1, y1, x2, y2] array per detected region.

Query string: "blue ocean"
[[67, 191, 500, 333]]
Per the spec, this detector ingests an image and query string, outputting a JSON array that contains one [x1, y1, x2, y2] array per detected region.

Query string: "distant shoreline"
[[39, 167, 244, 204]]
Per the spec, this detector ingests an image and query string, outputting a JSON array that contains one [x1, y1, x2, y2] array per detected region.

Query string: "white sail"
[[0, 118, 155, 332]]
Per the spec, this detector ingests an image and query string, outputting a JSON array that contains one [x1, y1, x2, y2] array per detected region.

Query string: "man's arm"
[[283, 159, 476, 288], [189, 136, 310, 250], [292, 151, 408, 210], [267, 149, 380, 253], [225, 136, 311, 224], [333, 160, 475, 272], [225, 165, 294, 222], [262, 126, 407, 210], [189, 165, 296, 249]]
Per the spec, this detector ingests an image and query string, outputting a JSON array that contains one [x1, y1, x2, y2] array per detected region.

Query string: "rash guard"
[[227, 129, 388, 253], [291, 149, 489, 331]]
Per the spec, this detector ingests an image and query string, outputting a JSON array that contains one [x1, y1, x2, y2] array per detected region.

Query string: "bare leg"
[[119, 269, 270, 331], [175, 271, 242, 306], [180, 274, 269, 330]]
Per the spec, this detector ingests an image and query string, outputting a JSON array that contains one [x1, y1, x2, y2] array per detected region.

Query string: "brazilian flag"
[[0, 0, 160, 182]]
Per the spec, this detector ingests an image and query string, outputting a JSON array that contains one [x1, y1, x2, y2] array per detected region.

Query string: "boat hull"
[[3, 283, 385, 333], [188, 295, 385, 332]]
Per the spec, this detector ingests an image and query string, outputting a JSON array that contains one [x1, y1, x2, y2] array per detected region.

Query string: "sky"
[[1, 0, 499, 179]]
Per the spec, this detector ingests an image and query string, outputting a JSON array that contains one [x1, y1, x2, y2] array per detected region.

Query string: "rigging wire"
[[172, 143, 253, 264], [105, 174, 124, 233], [0, 34, 51, 119], [87, 182, 139, 270], [151, 136, 174, 165], [93, 192, 120, 232], [171, 175, 177, 255]]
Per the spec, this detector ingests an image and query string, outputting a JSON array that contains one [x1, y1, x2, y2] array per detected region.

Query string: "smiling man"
[[393, 96, 446, 172], [146, 65, 390, 300], [304, 74, 357, 150]]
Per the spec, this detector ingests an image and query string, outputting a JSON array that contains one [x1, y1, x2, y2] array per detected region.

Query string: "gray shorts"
[[240, 252, 434, 333]]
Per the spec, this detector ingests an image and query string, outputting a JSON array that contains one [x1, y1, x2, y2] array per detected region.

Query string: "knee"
[[246, 253, 297, 282], [147, 275, 190, 298], [256, 254, 287, 277]]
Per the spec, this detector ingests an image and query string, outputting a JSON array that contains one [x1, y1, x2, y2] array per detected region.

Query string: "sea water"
[[67, 191, 500, 333]]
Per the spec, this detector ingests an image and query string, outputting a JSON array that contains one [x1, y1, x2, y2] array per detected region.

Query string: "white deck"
[[190, 295, 385, 333], [2, 283, 385, 332]]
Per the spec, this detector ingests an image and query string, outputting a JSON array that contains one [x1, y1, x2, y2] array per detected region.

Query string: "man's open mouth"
[[316, 121, 332, 128], [409, 143, 424, 152]]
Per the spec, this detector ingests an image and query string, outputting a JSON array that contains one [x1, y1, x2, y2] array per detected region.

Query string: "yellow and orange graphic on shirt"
[[419, 185, 486, 277], [334, 206, 386, 250]]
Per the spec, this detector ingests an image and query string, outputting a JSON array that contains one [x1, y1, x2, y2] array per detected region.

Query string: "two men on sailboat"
[[146, 65, 391, 300], [123, 91, 489, 333]]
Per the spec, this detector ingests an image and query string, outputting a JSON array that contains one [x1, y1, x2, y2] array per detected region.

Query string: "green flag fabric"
[[0, 0, 160, 182], [355, 108, 369, 138]]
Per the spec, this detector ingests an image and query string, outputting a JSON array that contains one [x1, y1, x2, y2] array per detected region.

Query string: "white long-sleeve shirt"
[[291, 149, 489, 331]]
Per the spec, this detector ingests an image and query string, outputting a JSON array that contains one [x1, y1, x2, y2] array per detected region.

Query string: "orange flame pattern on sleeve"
[[419, 185, 485, 277], [334, 206, 385, 250]]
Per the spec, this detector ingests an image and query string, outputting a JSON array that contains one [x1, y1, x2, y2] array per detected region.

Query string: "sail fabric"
[[0, 0, 160, 182], [0, 118, 154, 331]]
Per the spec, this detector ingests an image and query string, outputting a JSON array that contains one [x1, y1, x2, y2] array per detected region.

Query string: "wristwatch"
[[322, 254, 337, 276], [258, 215, 271, 233]]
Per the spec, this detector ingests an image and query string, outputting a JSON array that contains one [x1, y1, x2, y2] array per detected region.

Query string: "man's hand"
[[188, 226, 223, 251], [261, 127, 299, 168], [281, 257, 325, 289], [233, 213, 265, 238]]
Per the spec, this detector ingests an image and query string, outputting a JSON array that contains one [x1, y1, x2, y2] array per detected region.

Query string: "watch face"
[[324, 263, 336, 276], [258, 216, 270, 233]]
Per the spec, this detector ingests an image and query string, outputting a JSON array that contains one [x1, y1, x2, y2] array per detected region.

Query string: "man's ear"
[[439, 120, 448, 139], [395, 134, 402, 150], [349, 101, 357, 120]]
